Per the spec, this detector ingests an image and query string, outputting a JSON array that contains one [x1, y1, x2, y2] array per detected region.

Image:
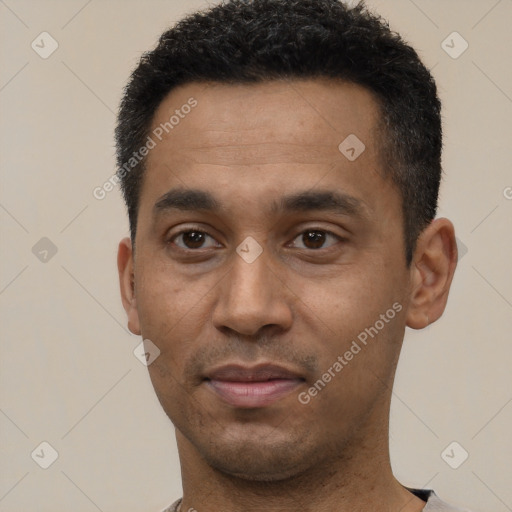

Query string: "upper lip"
[[205, 363, 304, 382]]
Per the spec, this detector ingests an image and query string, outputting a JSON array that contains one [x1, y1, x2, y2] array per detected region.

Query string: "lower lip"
[[206, 379, 303, 408]]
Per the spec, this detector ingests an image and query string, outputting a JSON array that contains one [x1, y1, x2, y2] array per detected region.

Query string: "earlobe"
[[117, 237, 141, 335], [406, 218, 458, 330]]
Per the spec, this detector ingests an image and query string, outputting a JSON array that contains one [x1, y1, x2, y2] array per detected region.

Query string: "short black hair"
[[115, 0, 442, 265]]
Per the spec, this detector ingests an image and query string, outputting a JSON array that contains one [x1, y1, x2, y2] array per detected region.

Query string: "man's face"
[[124, 79, 414, 480]]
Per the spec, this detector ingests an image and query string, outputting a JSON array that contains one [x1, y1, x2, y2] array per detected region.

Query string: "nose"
[[211, 246, 293, 337]]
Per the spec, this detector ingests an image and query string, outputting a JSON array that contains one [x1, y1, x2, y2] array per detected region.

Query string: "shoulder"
[[422, 490, 473, 512], [161, 493, 473, 512], [160, 498, 182, 512]]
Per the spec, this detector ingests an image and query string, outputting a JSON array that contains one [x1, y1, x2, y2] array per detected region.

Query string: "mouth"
[[204, 363, 305, 408]]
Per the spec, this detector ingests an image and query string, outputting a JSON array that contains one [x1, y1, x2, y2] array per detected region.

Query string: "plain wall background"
[[1, 0, 511, 510]]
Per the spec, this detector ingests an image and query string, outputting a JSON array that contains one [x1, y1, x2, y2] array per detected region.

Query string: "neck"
[[174, 397, 425, 512]]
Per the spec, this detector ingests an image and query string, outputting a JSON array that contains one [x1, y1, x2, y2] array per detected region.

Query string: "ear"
[[406, 218, 458, 330], [117, 237, 141, 335]]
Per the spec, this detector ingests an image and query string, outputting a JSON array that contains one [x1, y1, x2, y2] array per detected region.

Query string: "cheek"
[[135, 259, 208, 330], [136, 275, 180, 334], [302, 310, 404, 430], [299, 263, 405, 372], [298, 268, 384, 333]]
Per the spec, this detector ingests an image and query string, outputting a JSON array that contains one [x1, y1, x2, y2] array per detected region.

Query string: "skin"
[[118, 79, 458, 512]]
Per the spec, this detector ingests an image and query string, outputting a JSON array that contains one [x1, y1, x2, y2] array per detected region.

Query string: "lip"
[[204, 363, 305, 408]]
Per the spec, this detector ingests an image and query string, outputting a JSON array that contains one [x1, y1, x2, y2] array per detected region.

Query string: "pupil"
[[184, 231, 205, 248], [304, 231, 325, 249]]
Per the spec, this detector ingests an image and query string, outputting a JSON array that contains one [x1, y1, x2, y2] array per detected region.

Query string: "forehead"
[[138, 79, 394, 223], [147, 79, 381, 166]]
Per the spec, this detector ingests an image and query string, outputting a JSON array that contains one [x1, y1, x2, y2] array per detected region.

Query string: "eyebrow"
[[274, 190, 366, 218], [154, 188, 221, 213], [153, 187, 367, 219]]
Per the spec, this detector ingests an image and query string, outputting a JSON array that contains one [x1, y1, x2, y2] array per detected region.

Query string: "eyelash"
[[166, 227, 343, 252]]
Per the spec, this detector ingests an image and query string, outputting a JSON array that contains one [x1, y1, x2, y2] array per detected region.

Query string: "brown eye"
[[291, 230, 340, 250], [171, 230, 219, 250], [303, 231, 326, 249]]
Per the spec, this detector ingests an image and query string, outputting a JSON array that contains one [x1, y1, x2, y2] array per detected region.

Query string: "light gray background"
[[1, 0, 511, 511]]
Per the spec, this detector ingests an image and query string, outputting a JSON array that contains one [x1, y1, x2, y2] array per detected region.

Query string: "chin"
[[206, 449, 312, 482], [195, 427, 320, 482]]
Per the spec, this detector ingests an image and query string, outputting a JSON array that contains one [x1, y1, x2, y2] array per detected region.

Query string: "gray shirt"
[[161, 489, 471, 512]]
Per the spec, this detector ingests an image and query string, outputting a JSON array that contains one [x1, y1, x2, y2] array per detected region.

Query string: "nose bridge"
[[212, 246, 292, 336], [231, 250, 270, 303]]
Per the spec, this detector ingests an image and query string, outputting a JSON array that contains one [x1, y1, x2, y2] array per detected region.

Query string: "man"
[[116, 0, 469, 510]]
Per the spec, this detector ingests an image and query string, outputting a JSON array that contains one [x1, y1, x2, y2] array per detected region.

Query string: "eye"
[[289, 229, 341, 250], [169, 229, 220, 250]]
